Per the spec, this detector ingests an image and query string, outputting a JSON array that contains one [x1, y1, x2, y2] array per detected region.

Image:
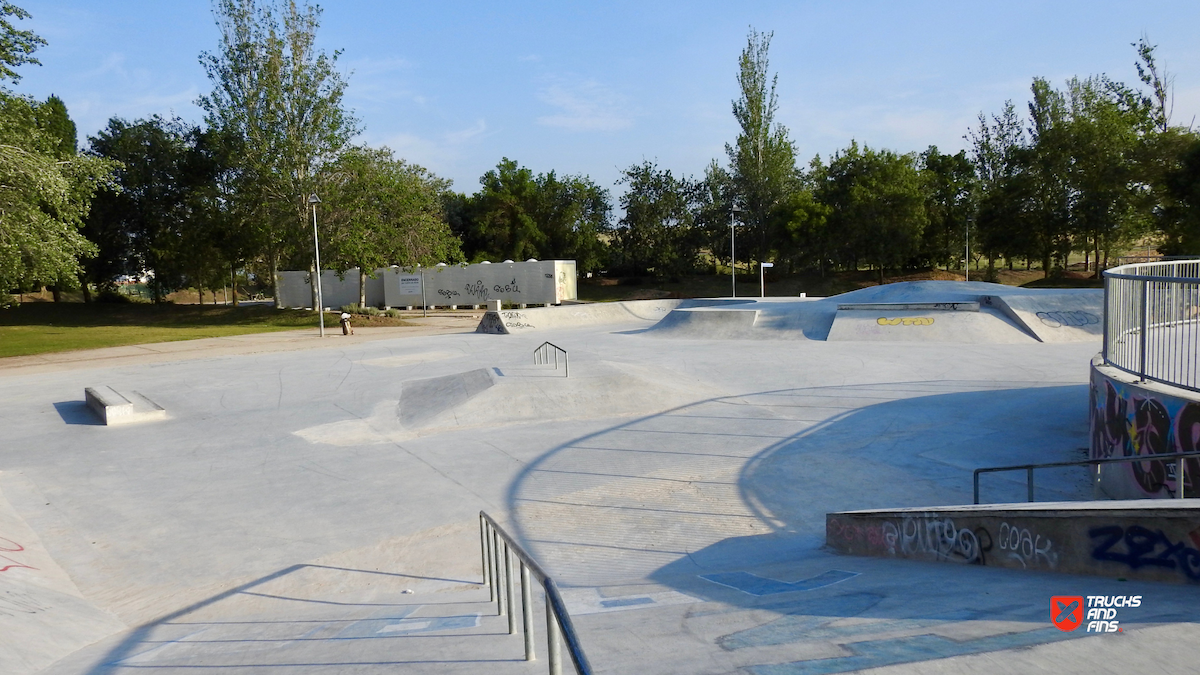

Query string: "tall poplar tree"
[[199, 0, 358, 306], [727, 28, 797, 265]]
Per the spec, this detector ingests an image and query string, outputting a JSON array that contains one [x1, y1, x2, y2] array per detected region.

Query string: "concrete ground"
[[2, 298, 1198, 674]]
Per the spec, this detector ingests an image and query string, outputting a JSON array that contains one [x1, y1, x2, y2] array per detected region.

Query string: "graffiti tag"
[[997, 522, 1057, 569], [899, 516, 980, 563], [436, 288, 461, 299], [1037, 310, 1099, 328], [464, 280, 490, 300], [877, 317, 934, 326], [1090, 525, 1200, 580], [494, 278, 521, 294], [0, 537, 36, 574]]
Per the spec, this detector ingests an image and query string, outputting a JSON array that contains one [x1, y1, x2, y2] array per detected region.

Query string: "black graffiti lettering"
[[1036, 310, 1099, 328], [494, 278, 521, 294], [464, 280, 490, 300], [1089, 524, 1200, 580]]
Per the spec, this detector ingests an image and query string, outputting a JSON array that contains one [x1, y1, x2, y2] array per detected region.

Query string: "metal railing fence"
[[973, 450, 1200, 504], [480, 511, 592, 675], [1103, 259, 1200, 392], [534, 342, 569, 377]]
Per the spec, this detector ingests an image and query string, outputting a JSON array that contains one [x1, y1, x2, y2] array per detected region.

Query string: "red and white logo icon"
[[1051, 596, 1084, 631]]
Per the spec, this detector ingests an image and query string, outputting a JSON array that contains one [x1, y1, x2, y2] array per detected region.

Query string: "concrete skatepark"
[[3, 280, 1200, 674]]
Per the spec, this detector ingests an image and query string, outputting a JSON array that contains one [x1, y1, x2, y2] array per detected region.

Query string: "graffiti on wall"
[[876, 317, 934, 326], [1090, 524, 1200, 581], [1090, 369, 1200, 497], [0, 537, 36, 574], [828, 516, 1060, 571]]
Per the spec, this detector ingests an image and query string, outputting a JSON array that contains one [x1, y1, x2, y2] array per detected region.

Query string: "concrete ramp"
[[644, 308, 760, 339], [827, 304, 1035, 343], [983, 292, 1103, 342], [827, 501, 1200, 584], [476, 299, 684, 334], [0, 479, 125, 674], [397, 369, 494, 427]]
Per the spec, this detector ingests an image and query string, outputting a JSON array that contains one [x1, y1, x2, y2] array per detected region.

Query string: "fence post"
[[505, 543, 516, 635], [547, 596, 562, 675], [481, 518, 492, 601], [494, 530, 505, 617], [1140, 279, 1150, 381], [521, 562, 535, 661], [1027, 467, 1034, 502]]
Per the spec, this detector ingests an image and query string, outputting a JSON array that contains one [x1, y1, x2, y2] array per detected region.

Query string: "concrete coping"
[[836, 302, 981, 312], [834, 499, 1200, 514]]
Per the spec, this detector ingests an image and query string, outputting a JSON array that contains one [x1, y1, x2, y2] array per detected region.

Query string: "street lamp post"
[[308, 193, 325, 337], [730, 206, 741, 298], [965, 220, 970, 282]]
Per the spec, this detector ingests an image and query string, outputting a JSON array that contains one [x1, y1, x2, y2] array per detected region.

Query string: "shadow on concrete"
[[84, 564, 494, 674], [497, 381, 1200, 673], [53, 401, 103, 426]]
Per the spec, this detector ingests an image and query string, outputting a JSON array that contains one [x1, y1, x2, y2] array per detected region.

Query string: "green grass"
[[0, 303, 330, 358]]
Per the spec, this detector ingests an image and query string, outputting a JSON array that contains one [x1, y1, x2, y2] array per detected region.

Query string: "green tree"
[[461, 158, 543, 261], [614, 160, 700, 277], [919, 147, 976, 272], [727, 28, 797, 265], [528, 171, 610, 273], [1158, 137, 1200, 254], [85, 116, 227, 302], [199, 0, 358, 307], [0, 5, 113, 298], [320, 145, 462, 306], [817, 142, 927, 283]]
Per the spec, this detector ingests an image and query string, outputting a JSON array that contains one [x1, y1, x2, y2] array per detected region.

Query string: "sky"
[[13, 1, 1200, 197]]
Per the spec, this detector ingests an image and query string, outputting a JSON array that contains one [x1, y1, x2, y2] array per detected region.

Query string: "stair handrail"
[[973, 450, 1200, 504], [533, 341, 569, 377], [480, 511, 592, 675]]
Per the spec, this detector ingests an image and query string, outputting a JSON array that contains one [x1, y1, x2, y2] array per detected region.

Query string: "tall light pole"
[[730, 206, 741, 298], [309, 193, 325, 337], [964, 219, 970, 282]]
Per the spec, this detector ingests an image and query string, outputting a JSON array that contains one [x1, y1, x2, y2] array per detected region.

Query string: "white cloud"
[[536, 78, 634, 132]]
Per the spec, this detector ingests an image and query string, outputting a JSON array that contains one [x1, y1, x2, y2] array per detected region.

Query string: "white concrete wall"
[[277, 261, 577, 308]]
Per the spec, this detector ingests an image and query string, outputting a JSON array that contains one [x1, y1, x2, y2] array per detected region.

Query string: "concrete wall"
[[1090, 356, 1200, 499], [276, 260, 577, 309], [827, 503, 1200, 584]]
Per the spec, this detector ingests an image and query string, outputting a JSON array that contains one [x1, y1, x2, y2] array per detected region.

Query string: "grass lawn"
[[0, 302, 414, 359]]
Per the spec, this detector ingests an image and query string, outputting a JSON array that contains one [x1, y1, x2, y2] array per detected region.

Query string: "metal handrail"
[[973, 450, 1200, 504], [1102, 259, 1200, 392], [480, 511, 593, 675], [534, 342, 569, 377]]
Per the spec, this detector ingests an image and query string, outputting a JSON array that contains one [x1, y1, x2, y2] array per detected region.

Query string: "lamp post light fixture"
[[308, 193, 325, 337], [730, 206, 741, 298]]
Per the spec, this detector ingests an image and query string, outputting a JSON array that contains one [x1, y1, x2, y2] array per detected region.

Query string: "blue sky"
[[14, 1, 1200, 196]]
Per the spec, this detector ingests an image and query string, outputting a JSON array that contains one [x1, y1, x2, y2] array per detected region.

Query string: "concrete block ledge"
[[84, 387, 166, 425], [827, 501, 1200, 585]]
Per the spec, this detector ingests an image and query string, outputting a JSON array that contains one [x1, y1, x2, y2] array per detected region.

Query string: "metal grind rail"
[[479, 512, 592, 675], [1103, 258, 1200, 393], [974, 450, 1200, 504], [534, 341, 569, 377]]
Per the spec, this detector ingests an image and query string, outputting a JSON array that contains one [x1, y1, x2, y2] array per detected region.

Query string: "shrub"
[[384, 308, 402, 318], [97, 289, 133, 303]]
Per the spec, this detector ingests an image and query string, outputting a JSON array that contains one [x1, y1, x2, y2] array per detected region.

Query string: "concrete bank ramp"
[[0, 477, 125, 674], [476, 299, 684, 334], [982, 291, 1103, 342], [827, 500, 1200, 584], [644, 281, 1103, 343]]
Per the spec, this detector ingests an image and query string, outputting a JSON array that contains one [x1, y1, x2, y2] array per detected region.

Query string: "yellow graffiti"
[[877, 317, 935, 326]]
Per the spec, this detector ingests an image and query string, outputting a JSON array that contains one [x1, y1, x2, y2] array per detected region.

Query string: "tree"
[[614, 161, 700, 277], [320, 145, 462, 306], [85, 116, 228, 301], [199, 0, 358, 307], [817, 142, 927, 283], [919, 147, 976, 272], [0, 2, 44, 83], [1159, 137, 1200, 254], [0, 5, 113, 297], [528, 171, 610, 273], [460, 158, 543, 262], [727, 28, 797, 265]]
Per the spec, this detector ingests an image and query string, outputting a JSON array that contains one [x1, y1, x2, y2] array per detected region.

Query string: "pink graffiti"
[[0, 537, 36, 573]]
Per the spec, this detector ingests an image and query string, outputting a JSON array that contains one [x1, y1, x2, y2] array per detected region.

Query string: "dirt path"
[[0, 314, 483, 377]]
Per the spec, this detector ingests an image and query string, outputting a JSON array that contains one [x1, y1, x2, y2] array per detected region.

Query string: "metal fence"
[[480, 511, 592, 675], [973, 450, 1200, 504], [1103, 259, 1200, 392]]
